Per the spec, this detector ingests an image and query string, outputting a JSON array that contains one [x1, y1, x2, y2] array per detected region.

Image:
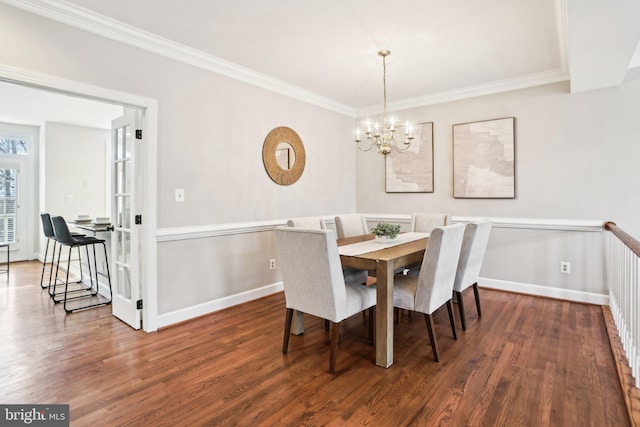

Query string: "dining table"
[[337, 232, 429, 368]]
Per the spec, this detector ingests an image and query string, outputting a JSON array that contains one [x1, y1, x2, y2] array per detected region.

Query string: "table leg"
[[375, 260, 394, 367]]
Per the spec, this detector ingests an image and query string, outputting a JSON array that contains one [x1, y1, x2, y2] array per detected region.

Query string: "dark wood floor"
[[0, 261, 630, 426]]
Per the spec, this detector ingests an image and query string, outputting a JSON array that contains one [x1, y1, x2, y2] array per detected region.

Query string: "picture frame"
[[452, 117, 515, 198], [385, 122, 434, 193]]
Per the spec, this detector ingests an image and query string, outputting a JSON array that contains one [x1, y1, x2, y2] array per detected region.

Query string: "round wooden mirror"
[[262, 126, 305, 185]]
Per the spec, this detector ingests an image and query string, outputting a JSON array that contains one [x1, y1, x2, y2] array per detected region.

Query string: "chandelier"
[[355, 50, 414, 155]]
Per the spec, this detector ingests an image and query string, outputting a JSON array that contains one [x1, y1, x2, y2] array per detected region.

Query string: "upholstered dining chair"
[[334, 214, 369, 239], [410, 213, 450, 233], [403, 213, 450, 277], [453, 220, 493, 330], [393, 223, 465, 362], [287, 217, 368, 286], [286, 216, 327, 230], [275, 227, 377, 374]]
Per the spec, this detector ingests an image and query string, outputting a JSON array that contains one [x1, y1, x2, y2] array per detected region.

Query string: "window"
[[0, 137, 28, 155], [0, 168, 17, 243]]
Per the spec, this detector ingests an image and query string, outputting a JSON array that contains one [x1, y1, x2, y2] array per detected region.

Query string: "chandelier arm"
[[356, 139, 375, 151], [394, 143, 412, 153]]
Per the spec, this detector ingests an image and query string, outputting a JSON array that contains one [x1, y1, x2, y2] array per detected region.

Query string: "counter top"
[[68, 221, 113, 233]]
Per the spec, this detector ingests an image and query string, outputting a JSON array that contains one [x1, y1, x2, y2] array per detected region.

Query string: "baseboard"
[[480, 277, 609, 305], [157, 282, 284, 328], [157, 277, 607, 328]]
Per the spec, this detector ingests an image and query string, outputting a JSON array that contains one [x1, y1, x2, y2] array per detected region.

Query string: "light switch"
[[175, 188, 185, 202]]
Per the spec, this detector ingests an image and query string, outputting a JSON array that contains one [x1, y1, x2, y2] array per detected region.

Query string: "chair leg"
[[283, 308, 293, 354], [368, 307, 375, 344], [472, 283, 482, 317], [455, 290, 467, 331], [446, 300, 457, 340], [329, 321, 340, 374], [424, 313, 440, 362]]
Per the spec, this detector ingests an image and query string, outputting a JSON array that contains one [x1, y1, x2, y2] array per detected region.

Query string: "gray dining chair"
[[275, 227, 377, 373], [410, 213, 450, 233], [334, 214, 369, 239], [393, 223, 465, 362], [453, 220, 493, 330], [404, 213, 450, 277], [287, 217, 368, 287]]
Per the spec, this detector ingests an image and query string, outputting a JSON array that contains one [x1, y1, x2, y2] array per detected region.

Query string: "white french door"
[[110, 109, 142, 329]]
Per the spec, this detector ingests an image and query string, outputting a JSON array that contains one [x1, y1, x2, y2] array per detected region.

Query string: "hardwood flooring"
[[0, 261, 631, 426]]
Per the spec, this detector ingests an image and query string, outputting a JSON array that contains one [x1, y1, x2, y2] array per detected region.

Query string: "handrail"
[[605, 221, 640, 258]]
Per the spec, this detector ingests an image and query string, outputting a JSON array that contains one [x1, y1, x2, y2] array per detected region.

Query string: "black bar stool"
[[40, 213, 85, 295], [50, 215, 112, 313]]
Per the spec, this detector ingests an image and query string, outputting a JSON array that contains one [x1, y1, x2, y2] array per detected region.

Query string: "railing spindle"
[[605, 221, 640, 388]]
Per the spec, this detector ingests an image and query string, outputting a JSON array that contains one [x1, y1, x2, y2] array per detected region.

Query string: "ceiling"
[[3, 0, 640, 117]]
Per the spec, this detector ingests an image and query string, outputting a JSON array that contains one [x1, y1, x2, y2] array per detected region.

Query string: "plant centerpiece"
[[371, 222, 401, 242]]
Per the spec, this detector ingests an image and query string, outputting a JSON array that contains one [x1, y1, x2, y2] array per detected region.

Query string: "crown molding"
[[356, 67, 570, 117], [2, 0, 357, 117], [4, 0, 571, 119]]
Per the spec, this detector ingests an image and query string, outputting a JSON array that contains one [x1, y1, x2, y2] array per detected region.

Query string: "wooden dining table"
[[337, 232, 429, 368]]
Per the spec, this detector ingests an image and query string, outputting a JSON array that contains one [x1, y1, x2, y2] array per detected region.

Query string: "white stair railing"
[[605, 221, 640, 388]]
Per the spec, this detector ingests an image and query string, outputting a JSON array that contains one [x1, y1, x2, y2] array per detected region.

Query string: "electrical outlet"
[[560, 261, 570, 274], [269, 259, 276, 270], [175, 188, 185, 202]]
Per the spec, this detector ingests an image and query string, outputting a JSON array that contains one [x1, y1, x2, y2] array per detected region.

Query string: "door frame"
[[0, 64, 159, 332]]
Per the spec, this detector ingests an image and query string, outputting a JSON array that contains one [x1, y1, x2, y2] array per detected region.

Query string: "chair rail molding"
[[156, 216, 606, 242]]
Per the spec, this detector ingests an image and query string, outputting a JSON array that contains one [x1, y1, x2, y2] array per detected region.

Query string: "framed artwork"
[[452, 117, 515, 198], [385, 122, 434, 193]]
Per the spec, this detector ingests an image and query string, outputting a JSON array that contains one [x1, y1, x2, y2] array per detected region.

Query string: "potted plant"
[[371, 223, 401, 242]]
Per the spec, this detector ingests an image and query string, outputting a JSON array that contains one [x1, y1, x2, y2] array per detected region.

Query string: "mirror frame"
[[262, 126, 306, 185]]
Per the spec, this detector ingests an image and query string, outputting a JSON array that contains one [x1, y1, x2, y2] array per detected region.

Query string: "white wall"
[[44, 122, 109, 220], [356, 80, 640, 298], [356, 80, 640, 236]]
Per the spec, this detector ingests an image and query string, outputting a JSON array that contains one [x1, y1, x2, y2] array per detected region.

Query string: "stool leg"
[[102, 242, 112, 302], [63, 248, 73, 312], [50, 244, 63, 300], [40, 239, 50, 289], [47, 241, 57, 291]]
